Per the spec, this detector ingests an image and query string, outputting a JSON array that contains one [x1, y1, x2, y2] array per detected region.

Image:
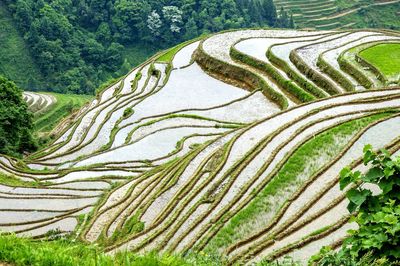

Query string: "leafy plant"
[[313, 145, 400, 264], [0, 76, 37, 156], [123, 107, 134, 118]]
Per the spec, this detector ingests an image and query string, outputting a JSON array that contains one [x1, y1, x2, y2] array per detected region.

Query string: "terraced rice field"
[[23, 92, 92, 137], [2, 29, 400, 264], [274, 0, 400, 30], [23, 92, 57, 114]]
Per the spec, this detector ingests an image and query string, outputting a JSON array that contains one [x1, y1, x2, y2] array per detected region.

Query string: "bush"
[[123, 107, 134, 118], [0, 76, 37, 157], [311, 145, 400, 265]]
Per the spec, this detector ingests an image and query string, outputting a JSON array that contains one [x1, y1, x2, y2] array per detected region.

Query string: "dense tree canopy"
[[4, 0, 293, 94], [0, 76, 37, 157]]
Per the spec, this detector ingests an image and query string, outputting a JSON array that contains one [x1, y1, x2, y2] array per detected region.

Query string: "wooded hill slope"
[[0, 28, 399, 264]]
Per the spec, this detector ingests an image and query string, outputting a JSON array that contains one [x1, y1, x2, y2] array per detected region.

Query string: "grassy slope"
[[33, 93, 92, 135], [298, 1, 400, 30], [335, 0, 373, 10], [359, 43, 400, 79], [122, 45, 159, 70], [0, 2, 44, 90], [336, 2, 400, 29], [0, 173, 40, 187], [0, 234, 187, 266], [0, 234, 295, 266]]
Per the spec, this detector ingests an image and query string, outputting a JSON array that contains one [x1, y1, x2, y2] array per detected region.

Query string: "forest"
[[3, 0, 293, 95]]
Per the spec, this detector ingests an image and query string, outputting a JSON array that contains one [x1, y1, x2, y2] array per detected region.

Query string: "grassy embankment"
[[33, 93, 93, 137], [358, 43, 400, 82]]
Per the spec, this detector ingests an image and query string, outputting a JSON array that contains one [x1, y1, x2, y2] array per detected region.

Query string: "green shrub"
[[312, 145, 400, 265], [0, 76, 37, 157], [123, 107, 134, 118]]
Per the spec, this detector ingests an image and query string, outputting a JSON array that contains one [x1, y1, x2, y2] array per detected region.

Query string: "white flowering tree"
[[147, 10, 162, 36], [162, 6, 183, 33]]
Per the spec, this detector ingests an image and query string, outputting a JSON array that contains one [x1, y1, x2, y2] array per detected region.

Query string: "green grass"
[[0, 173, 41, 187], [0, 2, 45, 90], [122, 44, 159, 71], [157, 44, 186, 63], [156, 38, 202, 63], [0, 234, 295, 266], [0, 234, 189, 266], [359, 43, 400, 81], [33, 93, 93, 136], [203, 111, 396, 252]]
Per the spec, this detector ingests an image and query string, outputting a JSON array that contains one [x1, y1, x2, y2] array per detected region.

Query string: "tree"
[[3, 0, 282, 94], [82, 38, 105, 66], [96, 22, 112, 44], [162, 6, 183, 33], [276, 7, 290, 28], [263, 0, 277, 26], [14, 0, 34, 31], [147, 10, 162, 37], [0, 76, 37, 157], [184, 17, 199, 40], [112, 0, 151, 43]]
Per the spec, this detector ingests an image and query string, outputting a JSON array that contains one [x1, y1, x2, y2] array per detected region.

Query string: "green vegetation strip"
[[203, 111, 394, 253], [230, 45, 315, 103], [0, 173, 42, 187], [338, 50, 374, 89]]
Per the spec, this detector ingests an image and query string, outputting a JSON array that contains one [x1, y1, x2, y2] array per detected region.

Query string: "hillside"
[[0, 28, 400, 265], [0, 2, 44, 90], [23, 92, 93, 139], [1, 0, 284, 94], [274, 0, 400, 30]]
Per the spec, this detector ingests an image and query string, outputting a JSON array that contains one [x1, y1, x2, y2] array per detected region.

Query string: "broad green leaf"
[[381, 149, 391, 158], [384, 214, 398, 225], [340, 167, 351, 178], [347, 188, 371, 206], [362, 167, 383, 182], [372, 212, 386, 223], [363, 144, 373, 153], [347, 201, 358, 213], [363, 145, 376, 165], [379, 179, 395, 194], [385, 160, 394, 168], [375, 233, 388, 243], [383, 167, 395, 178], [340, 175, 351, 190], [388, 249, 400, 259]]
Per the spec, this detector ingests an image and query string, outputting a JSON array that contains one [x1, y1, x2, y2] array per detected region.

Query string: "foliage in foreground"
[[0, 76, 37, 157], [0, 234, 188, 266], [0, 233, 303, 266], [311, 145, 400, 265]]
